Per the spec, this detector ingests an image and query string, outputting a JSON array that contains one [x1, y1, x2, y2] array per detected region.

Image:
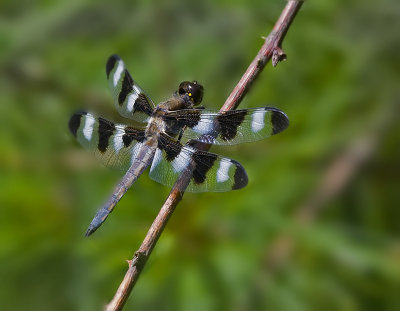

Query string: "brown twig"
[[105, 1, 304, 310]]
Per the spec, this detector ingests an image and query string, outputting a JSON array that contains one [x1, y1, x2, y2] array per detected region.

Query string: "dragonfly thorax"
[[145, 116, 166, 137], [156, 81, 204, 113]]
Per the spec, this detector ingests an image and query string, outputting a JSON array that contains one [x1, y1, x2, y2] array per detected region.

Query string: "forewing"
[[69, 111, 146, 171], [149, 133, 248, 192], [106, 54, 154, 122], [163, 107, 289, 145]]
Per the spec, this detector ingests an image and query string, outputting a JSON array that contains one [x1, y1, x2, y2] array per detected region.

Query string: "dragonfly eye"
[[178, 81, 204, 105], [178, 82, 187, 95]]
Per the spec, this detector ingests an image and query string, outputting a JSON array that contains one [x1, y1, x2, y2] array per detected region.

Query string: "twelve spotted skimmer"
[[69, 55, 289, 236]]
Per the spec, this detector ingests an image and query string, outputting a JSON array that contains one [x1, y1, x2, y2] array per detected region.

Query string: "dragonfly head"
[[178, 81, 204, 106]]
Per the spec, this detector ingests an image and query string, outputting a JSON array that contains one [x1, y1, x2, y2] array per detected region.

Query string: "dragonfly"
[[69, 54, 289, 236]]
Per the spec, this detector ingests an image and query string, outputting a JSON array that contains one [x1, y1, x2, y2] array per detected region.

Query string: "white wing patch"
[[216, 160, 232, 183], [83, 114, 96, 141], [133, 84, 141, 96], [126, 93, 138, 112], [130, 142, 143, 166], [150, 148, 163, 173], [192, 119, 214, 134], [251, 110, 267, 133], [251, 109, 266, 133], [126, 85, 142, 112], [113, 60, 124, 87], [172, 147, 193, 173], [113, 126, 125, 154]]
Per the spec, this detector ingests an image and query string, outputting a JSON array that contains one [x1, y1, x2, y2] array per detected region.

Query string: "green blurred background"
[[1, 0, 399, 310]]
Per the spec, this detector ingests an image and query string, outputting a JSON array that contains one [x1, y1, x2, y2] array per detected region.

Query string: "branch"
[[105, 1, 304, 310]]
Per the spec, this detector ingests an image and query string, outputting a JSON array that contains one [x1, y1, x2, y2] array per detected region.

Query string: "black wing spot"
[[217, 110, 247, 141], [69, 111, 87, 137], [134, 93, 153, 116], [106, 54, 120, 79], [122, 134, 134, 148], [123, 127, 146, 147], [181, 110, 201, 128], [118, 70, 133, 106], [231, 160, 248, 190], [270, 109, 289, 135], [192, 151, 217, 184], [164, 110, 201, 137], [158, 134, 182, 161], [98, 117, 115, 153]]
